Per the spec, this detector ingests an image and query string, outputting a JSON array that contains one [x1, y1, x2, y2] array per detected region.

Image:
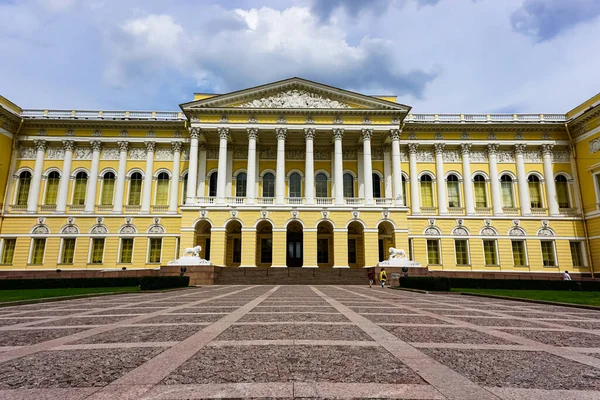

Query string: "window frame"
[[28, 238, 47, 265], [118, 237, 135, 264], [511, 240, 528, 267], [500, 174, 516, 208], [147, 237, 163, 264], [420, 174, 435, 208], [208, 171, 218, 197], [88, 237, 106, 265], [554, 174, 571, 209], [473, 174, 488, 208], [288, 172, 302, 198], [426, 239, 441, 265], [15, 171, 32, 206], [127, 172, 144, 206], [235, 171, 248, 198], [569, 241, 586, 267], [446, 174, 462, 208], [315, 172, 328, 198], [71, 171, 89, 206], [527, 174, 544, 209], [262, 172, 275, 198], [100, 171, 116, 206], [372, 172, 382, 199], [343, 172, 355, 198], [0, 238, 17, 265], [59, 237, 77, 265], [154, 171, 171, 206], [482, 239, 499, 266], [540, 240, 558, 267], [43, 170, 61, 206], [454, 239, 470, 266]]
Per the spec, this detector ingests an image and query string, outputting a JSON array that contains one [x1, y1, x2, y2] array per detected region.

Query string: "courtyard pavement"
[[0, 286, 599, 399]]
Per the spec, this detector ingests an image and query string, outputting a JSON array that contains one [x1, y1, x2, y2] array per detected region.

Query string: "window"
[[420, 175, 434, 207], [343, 173, 354, 198], [45, 171, 60, 205], [372, 173, 381, 198], [155, 172, 170, 205], [262, 173, 275, 198], [348, 239, 357, 264], [236, 172, 247, 197], [260, 238, 272, 263], [208, 172, 218, 197], [483, 240, 498, 265], [402, 176, 407, 204], [408, 238, 413, 261], [427, 239, 440, 265], [90, 238, 105, 264], [60, 238, 76, 264], [233, 238, 241, 263], [31, 238, 46, 264], [447, 174, 461, 208], [101, 172, 115, 205], [570, 241, 584, 267], [128, 172, 143, 206], [317, 238, 329, 263], [315, 173, 328, 198], [455, 239, 469, 265], [120, 238, 134, 263], [500, 175, 515, 208], [148, 238, 162, 263], [511, 240, 527, 266], [474, 174, 488, 207], [16, 171, 32, 206], [72, 171, 88, 205], [182, 174, 188, 201], [555, 175, 570, 209], [541, 241, 556, 266], [528, 175, 542, 208], [595, 174, 600, 203], [289, 173, 301, 197], [1, 239, 16, 264]]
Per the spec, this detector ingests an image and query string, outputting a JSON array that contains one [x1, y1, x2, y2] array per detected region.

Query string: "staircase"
[[214, 267, 370, 285]]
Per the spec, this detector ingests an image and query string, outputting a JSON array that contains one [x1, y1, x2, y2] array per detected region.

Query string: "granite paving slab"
[[350, 307, 420, 314], [363, 314, 451, 325], [251, 306, 337, 313], [449, 317, 545, 328], [134, 314, 225, 324], [217, 323, 374, 341], [502, 329, 600, 347], [0, 328, 87, 346], [13, 310, 83, 317], [382, 326, 514, 345], [0, 318, 45, 326], [548, 320, 600, 330], [35, 316, 131, 327], [74, 325, 202, 344], [239, 313, 349, 322], [89, 308, 166, 315]]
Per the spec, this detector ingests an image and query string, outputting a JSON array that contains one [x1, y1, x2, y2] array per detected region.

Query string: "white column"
[[196, 143, 207, 198], [216, 127, 229, 204], [434, 143, 448, 214], [361, 129, 374, 205], [113, 141, 128, 213], [141, 141, 155, 213], [304, 128, 315, 204], [542, 144, 559, 216], [84, 140, 102, 213], [169, 141, 182, 213], [357, 149, 364, 198], [487, 144, 503, 215], [460, 144, 475, 215], [515, 144, 531, 216], [408, 143, 420, 214], [246, 128, 258, 204], [390, 129, 403, 205], [226, 149, 233, 197], [186, 128, 200, 204], [333, 128, 344, 205], [27, 140, 47, 213], [275, 128, 287, 205], [56, 140, 75, 213], [383, 146, 392, 198]]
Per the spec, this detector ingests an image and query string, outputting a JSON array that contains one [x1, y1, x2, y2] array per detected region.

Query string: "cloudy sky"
[[1, 0, 599, 113]]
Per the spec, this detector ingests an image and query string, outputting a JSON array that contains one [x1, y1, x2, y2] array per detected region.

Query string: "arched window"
[[155, 172, 170, 205], [236, 172, 247, 197], [316, 173, 328, 198], [402, 175, 407, 204], [128, 172, 143, 206], [447, 174, 460, 208], [289, 173, 301, 197], [262, 172, 275, 198], [473, 174, 487, 208], [208, 172, 218, 197], [45, 171, 60, 205], [528, 175, 542, 208], [343, 173, 354, 198], [555, 175, 570, 209], [500, 175, 515, 208], [101, 172, 115, 206], [372, 173, 381, 198], [420, 175, 434, 208], [16, 171, 32, 206], [72, 171, 88, 205], [182, 173, 188, 201]]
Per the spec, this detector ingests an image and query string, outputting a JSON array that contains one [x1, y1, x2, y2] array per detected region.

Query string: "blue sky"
[[0, 0, 599, 113]]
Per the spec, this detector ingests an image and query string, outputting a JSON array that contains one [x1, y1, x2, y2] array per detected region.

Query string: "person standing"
[[367, 268, 375, 288], [563, 271, 572, 281], [379, 268, 387, 289]]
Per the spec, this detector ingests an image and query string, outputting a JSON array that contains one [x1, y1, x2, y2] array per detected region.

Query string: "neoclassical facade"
[[0, 78, 598, 275]]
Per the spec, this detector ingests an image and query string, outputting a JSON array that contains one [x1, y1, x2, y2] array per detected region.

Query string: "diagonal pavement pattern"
[[0, 285, 599, 399]]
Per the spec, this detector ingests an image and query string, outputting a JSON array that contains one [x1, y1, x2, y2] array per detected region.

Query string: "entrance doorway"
[[194, 220, 212, 261], [286, 221, 303, 267], [256, 220, 273, 267], [378, 221, 396, 262], [316, 221, 334, 267], [347, 221, 365, 268], [225, 220, 242, 267]]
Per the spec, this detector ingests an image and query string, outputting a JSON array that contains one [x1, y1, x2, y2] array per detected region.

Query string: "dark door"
[[378, 239, 384, 262], [287, 232, 303, 267]]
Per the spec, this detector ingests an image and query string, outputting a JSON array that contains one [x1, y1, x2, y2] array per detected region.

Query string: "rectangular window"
[[260, 238, 272, 264], [501, 181, 514, 207], [90, 238, 105, 264], [101, 178, 115, 205], [120, 238, 134, 263], [1, 239, 16, 264], [474, 182, 487, 208], [541, 241, 556, 266], [595, 174, 600, 203], [421, 182, 434, 208], [61, 238, 76, 264], [317, 238, 329, 264], [348, 239, 357, 264], [427, 239, 440, 265], [31, 238, 46, 264], [455, 239, 469, 265], [511, 240, 527, 266], [483, 240, 498, 265], [233, 238, 241, 263], [408, 238, 414, 261], [447, 182, 460, 208], [148, 238, 162, 263], [155, 179, 169, 205], [570, 241, 584, 267]]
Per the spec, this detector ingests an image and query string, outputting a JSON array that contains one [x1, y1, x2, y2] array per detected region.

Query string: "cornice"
[[20, 120, 186, 130], [403, 123, 566, 133]]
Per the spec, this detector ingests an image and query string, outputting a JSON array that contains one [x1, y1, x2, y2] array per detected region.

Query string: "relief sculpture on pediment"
[[237, 89, 352, 109]]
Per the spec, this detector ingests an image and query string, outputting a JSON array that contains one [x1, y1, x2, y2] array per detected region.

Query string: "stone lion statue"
[[388, 247, 406, 261], [183, 245, 202, 257]]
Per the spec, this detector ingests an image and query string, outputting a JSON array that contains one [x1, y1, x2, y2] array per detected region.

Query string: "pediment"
[[235, 89, 352, 109]]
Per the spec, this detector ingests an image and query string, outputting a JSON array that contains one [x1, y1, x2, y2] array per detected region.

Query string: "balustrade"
[[531, 207, 548, 216], [475, 207, 492, 215], [502, 207, 520, 215], [448, 207, 465, 215]]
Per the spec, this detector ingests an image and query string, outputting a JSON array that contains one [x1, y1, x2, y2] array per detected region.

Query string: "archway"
[[225, 220, 242, 267], [194, 220, 212, 261], [317, 221, 334, 267], [378, 221, 396, 262], [347, 221, 365, 268], [286, 221, 303, 267], [256, 220, 273, 267]]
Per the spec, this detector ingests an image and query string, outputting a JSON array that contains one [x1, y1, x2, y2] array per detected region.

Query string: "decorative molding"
[[90, 140, 102, 152], [433, 143, 445, 155], [156, 147, 173, 161], [171, 141, 184, 153], [237, 89, 352, 109], [34, 139, 47, 152], [119, 130, 129, 137], [304, 128, 316, 140], [247, 127, 259, 140], [497, 150, 514, 163], [514, 144, 527, 155], [207, 147, 220, 159], [332, 128, 344, 140], [460, 143, 471, 156], [146, 130, 156, 138], [145, 141, 156, 153], [363, 116, 372, 124], [74, 147, 92, 160], [234, 147, 249, 159], [117, 141, 129, 152], [443, 150, 461, 163], [360, 128, 373, 141], [407, 143, 419, 154], [434, 132, 444, 140], [523, 150, 541, 163], [189, 127, 200, 139], [416, 149, 434, 163], [487, 143, 499, 155], [333, 115, 344, 124], [470, 150, 487, 163], [101, 148, 119, 160], [259, 147, 277, 160], [32, 225, 50, 235], [90, 224, 108, 235], [46, 147, 65, 160], [540, 143, 554, 156], [285, 148, 305, 159], [18, 147, 35, 159], [128, 147, 146, 160], [314, 149, 331, 160], [589, 138, 600, 154], [91, 129, 102, 137], [276, 128, 287, 140], [343, 148, 357, 160], [63, 140, 76, 152], [389, 129, 401, 141]]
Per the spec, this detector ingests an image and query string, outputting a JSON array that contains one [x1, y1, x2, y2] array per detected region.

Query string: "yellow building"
[[0, 77, 597, 276]]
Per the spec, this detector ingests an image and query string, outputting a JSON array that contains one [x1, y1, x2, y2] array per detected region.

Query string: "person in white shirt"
[[563, 271, 572, 281]]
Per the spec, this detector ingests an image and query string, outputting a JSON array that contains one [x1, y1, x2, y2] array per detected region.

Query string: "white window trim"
[[147, 237, 163, 264], [510, 239, 529, 267], [446, 174, 463, 208], [570, 240, 587, 267], [127, 174, 144, 206], [58, 237, 77, 265], [453, 238, 470, 266], [42, 172, 59, 206], [153, 174, 171, 206], [554, 174, 573, 209], [482, 239, 499, 266], [288, 171, 304, 197], [13, 169, 34, 205], [593, 172, 600, 208], [88, 237, 106, 265], [28, 237, 46, 265], [426, 238, 442, 266], [473, 174, 490, 208], [419, 174, 436, 208], [500, 176, 517, 208], [70, 170, 89, 205], [118, 237, 135, 264], [0, 238, 16, 265], [99, 173, 116, 206], [540, 239, 558, 267], [527, 173, 546, 209]]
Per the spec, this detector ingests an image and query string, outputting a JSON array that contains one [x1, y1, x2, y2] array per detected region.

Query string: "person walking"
[[379, 268, 387, 289], [563, 271, 572, 281], [367, 268, 375, 288]]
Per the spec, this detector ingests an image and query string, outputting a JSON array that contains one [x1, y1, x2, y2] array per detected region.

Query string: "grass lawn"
[[0, 287, 140, 303], [453, 288, 600, 306]]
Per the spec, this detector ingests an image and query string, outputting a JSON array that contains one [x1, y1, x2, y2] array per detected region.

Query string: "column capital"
[[218, 127, 230, 140], [460, 143, 472, 155], [540, 143, 554, 156], [360, 128, 373, 141], [117, 141, 129, 152], [276, 127, 287, 140], [332, 128, 344, 140], [434, 143, 445, 155], [199, 142, 208, 151], [62, 140, 76, 152], [90, 140, 102, 152], [408, 143, 419, 154], [171, 141, 183, 153], [389, 129, 401, 141], [487, 143, 499, 155], [145, 141, 156, 152], [189, 127, 200, 139], [34, 139, 47, 152], [514, 143, 527, 155], [304, 128, 316, 140], [247, 127, 259, 140]]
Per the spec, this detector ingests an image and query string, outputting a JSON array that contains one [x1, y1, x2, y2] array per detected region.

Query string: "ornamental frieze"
[[18, 147, 35, 159], [101, 148, 120, 160], [523, 150, 541, 163], [497, 150, 515, 163], [286, 149, 305, 160], [74, 147, 92, 160], [314, 149, 331, 160], [552, 150, 569, 163], [234, 147, 249, 159], [371, 147, 384, 160], [416, 150, 434, 163], [127, 147, 146, 160], [259, 147, 277, 159], [237, 89, 352, 109], [155, 148, 173, 161], [46, 147, 65, 160], [442, 150, 461, 163], [470, 150, 487, 163], [590, 138, 600, 154], [206, 147, 219, 159], [181, 149, 190, 161], [342, 149, 357, 160]]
